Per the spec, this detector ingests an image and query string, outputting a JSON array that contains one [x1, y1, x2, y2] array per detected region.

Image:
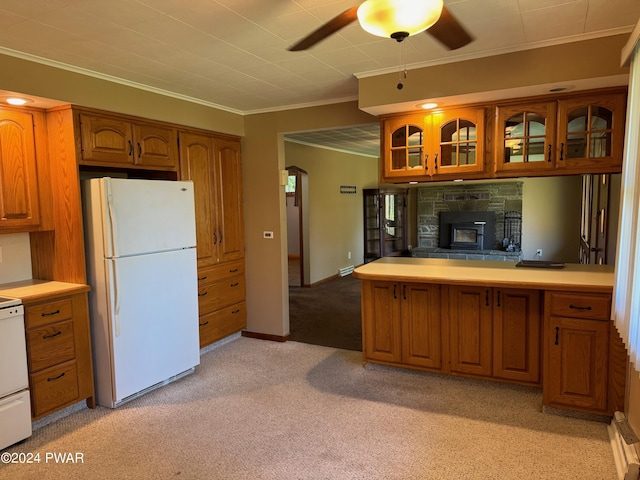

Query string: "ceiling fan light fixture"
[[357, 0, 444, 39]]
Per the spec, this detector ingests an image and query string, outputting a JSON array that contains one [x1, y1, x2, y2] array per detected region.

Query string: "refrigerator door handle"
[[106, 179, 119, 259], [112, 260, 120, 337]]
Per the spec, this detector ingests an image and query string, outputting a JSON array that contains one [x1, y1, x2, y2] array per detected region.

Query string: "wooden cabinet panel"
[[179, 131, 217, 267], [27, 320, 76, 372], [401, 283, 441, 369], [29, 360, 79, 418], [362, 281, 402, 363], [199, 302, 246, 348], [215, 138, 244, 263], [449, 285, 493, 377], [134, 123, 177, 169], [544, 316, 609, 412], [493, 288, 541, 383], [25, 297, 73, 329], [547, 291, 611, 320], [0, 109, 40, 230], [197, 274, 245, 316], [79, 114, 133, 164]]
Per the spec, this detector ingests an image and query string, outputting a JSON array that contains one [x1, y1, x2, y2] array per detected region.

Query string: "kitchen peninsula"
[[354, 257, 626, 416]]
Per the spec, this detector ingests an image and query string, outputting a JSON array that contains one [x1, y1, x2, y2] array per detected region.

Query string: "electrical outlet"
[[536, 249, 542, 258], [263, 231, 274, 239]]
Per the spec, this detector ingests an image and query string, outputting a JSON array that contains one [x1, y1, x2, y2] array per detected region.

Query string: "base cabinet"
[[361, 281, 442, 369], [543, 291, 612, 414], [24, 291, 95, 420], [448, 286, 541, 383]]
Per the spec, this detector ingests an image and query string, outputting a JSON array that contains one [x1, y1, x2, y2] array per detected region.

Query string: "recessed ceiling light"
[[3, 97, 33, 106], [420, 102, 439, 110], [548, 85, 574, 93]]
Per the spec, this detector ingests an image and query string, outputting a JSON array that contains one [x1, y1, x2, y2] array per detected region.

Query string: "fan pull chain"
[[397, 40, 407, 90]]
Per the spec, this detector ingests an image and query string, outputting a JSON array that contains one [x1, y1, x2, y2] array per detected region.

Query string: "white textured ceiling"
[[0, 0, 638, 156]]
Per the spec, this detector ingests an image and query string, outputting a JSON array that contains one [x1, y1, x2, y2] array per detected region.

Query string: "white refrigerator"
[[83, 177, 200, 408]]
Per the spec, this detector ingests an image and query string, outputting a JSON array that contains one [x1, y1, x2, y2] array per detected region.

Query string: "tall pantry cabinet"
[[178, 131, 246, 347]]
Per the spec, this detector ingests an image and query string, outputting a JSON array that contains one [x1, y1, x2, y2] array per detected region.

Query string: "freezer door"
[[98, 178, 197, 257], [103, 248, 200, 406]]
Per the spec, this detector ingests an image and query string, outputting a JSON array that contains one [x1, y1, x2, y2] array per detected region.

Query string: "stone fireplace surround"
[[412, 182, 523, 262]]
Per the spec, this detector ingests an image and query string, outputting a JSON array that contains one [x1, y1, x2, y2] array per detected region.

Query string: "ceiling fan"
[[288, 0, 473, 52]]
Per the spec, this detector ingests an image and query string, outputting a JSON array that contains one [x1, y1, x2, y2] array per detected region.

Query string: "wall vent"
[[338, 265, 354, 277]]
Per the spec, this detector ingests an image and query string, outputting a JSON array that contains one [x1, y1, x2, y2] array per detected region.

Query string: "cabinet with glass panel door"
[[556, 91, 626, 173], [494, 101, 557, 175], [381, 107, 485, 182]]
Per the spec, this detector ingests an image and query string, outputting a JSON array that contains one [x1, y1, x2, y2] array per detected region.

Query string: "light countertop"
[[0, 279, 90, 302], [353, 257, 615, 293]]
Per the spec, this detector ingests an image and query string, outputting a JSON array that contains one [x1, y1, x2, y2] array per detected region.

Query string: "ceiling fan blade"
[[288, 6, 360, 51], [427, 6, 473, 50]]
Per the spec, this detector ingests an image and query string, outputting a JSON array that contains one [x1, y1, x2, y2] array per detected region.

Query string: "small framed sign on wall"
[[340, 185, 357, 194]]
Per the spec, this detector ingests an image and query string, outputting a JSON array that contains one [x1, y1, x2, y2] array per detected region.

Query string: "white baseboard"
[[608, 419, 640, 480]]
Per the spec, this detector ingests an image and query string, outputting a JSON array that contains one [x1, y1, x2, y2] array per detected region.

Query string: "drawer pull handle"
[[199, 321, 209, 327], [198, 276, 207, 281], [41, 309, 61, 317], [47, 372, 65, 382], [198, 291, 208, 297], [230, 268, 238, 273], [232, 309, 240, 314], [554, 326, 560, 345], [569, 304, 592, 311], [230, 282, 239, 287], [43, 331, 62, 339]]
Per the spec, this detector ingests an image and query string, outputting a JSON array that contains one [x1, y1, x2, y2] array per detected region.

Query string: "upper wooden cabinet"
[[381, 88, 626, 183], [0, 108, 41, 231], [179, 131, 244, 268], [556, 92, 626, 173], [381, 107, 485, 182], [78, 113, 178, 170], [494, 101, 557, 175]]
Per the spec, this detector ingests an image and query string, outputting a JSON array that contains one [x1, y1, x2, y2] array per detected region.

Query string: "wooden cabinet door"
[[494, 101, 556, 175], [544, 316, 609, 412], [79, 114, 133, 164], [401, 283, 442, 369], [179, 131, 218, 267], [361, 281, 402, 363], [133, 123, 177, 169], [449, 285, 493, 377], [214, 138, 244, 263], [430, 107, 485, 177], [493, 288, 541, 384], [381, 114, 427, 180], [556, 92, 625, 173], [0, 109, 40, 230]]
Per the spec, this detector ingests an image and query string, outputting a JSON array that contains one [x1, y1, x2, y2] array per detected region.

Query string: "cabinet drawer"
[[547, 292, 611, 320], [25, 298, 73, 329], [198, 275, 245, 315], [199, 302, 246, 348], [29, 361, 79, 418], [197, 260, 245, 286], [27, 320, 76, 372]]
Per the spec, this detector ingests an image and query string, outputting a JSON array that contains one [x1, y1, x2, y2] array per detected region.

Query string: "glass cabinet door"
[[363, 191, 381, 262], [382, 193, 406, 256], [557, 92, 625, 171], [382, 114, 427, 179], [363, 189, 407, 261], [431, 107, 485, 176], [495, 101, 556, 173]]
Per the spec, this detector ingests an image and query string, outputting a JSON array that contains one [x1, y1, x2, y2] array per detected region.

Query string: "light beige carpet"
[[1, 337, 618, 479]]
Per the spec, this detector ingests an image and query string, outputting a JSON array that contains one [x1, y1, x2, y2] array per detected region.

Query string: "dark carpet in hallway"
[[288, 274, 362, 351]]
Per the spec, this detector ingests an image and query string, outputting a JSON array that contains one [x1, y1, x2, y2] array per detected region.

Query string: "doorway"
[[285, 166, 308, 287]]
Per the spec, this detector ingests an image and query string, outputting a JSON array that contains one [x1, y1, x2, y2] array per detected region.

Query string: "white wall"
[[0, 233, 32, 283], [284, 142, 379, 284], [521, 176, 582, 262]]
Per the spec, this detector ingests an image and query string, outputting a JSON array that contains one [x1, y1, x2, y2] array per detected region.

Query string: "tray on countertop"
[[515, 260, 565, 269]]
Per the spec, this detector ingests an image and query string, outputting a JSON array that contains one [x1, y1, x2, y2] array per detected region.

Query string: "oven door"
[[0, 308, 28, 397], [0, 390, 32, 449]]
